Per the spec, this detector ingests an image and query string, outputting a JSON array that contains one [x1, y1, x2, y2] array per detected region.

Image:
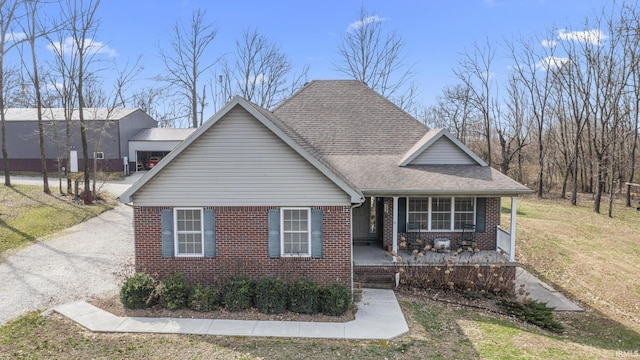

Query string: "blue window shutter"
[[398, 198, 407, 233], [203, 209, 216, 258], [161, 209, 174, 258], [268, 209, 281, 258], [475, 198, 486, 233], [311, 209, 323, 259]]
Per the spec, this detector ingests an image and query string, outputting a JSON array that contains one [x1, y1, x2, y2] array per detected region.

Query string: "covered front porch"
[[351, 196, 519, 264]]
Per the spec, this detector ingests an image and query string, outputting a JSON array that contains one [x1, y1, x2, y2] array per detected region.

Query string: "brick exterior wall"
[[134, 205, 352, 288], [382, 197, 502, 251]]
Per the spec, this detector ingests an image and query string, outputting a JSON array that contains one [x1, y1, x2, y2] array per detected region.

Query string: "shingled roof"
[[273, 80, 428, 156], [271, 80, 531, 196]]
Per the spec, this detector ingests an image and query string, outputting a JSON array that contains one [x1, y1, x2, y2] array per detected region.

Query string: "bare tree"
[[335, 6, 415, 106], [45, 21, 77, 195], [507, 33, 561, 198], [60, 0, 102, 204], [0, 0, 23, 187], [18, 0, 51, 193], [222, 28, 308, 110], [453, 38, 497, 166], [158, 9, 217, 128]]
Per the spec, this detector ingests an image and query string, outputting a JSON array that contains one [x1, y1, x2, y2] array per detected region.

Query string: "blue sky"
[[14, 0, 612, 117]]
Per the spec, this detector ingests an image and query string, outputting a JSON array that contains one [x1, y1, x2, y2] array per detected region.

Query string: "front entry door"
[[353, 197, 379, 244]]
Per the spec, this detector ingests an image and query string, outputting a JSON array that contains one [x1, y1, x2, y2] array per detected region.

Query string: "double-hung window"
[[174, 208, 204, 256], [408, 197, 475, 231], [281, 208, 311, 256], [454, 198, 475, 229]]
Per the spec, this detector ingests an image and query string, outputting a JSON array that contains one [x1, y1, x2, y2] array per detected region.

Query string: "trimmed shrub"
[[120, 272, 157, 309], [288, 279, 321, 314], [221, 275, 254, 312], [254, 277, 288, 314], [188, 285, 220, 312], [497, 299, 564, 333], [158, 273, 191, 310], [320, 284, 352, 316]]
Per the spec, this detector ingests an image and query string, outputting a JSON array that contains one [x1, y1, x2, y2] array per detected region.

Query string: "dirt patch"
[[91, 295, 356, 323]]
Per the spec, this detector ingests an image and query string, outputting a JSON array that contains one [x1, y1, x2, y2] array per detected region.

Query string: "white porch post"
[[509, 197, 517, 262], [392, 196, 399, 253]]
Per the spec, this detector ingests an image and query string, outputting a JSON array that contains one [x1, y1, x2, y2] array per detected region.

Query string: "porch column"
[[509, 197, 517, 262], [392, 196, 399, 253]]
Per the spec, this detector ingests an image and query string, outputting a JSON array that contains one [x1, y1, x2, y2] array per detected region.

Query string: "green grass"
[[0, 184, 113, 257]]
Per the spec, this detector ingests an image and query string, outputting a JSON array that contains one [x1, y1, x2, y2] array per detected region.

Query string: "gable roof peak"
[[399, 128, 488, 166]]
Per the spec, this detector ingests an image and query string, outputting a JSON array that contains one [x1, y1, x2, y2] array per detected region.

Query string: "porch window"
[[407, 197, 429, 231], [407, 197, 476, 231], [174, 208, 204, 256], [281, 208, 311, 256], [431, 197, 451, 230], [454, 197, 475, 230]]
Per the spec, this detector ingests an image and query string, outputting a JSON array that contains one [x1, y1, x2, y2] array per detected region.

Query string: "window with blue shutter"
[[161, 209, 174, 258], [268, 208, 323, 258], [203, 209, 216, 258], [310, 209, 323, 259]]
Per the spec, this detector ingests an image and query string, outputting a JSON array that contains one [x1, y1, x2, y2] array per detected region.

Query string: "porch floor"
[[353, 245, 512, 266]]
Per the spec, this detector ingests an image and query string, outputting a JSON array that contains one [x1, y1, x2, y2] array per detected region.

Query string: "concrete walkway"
[[516, 267, 583, 311], [51, 288, 409, 340]]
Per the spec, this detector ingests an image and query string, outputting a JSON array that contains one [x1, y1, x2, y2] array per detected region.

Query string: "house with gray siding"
[[0, 108, 157, 173], [119, 80, 532, 290]]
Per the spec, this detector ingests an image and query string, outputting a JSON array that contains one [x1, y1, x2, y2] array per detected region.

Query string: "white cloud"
[[47, 36, 118, 57], [5, 32, 26, 42], [541, 39, 558, 48], [537, 56, 569, 70], [250, 74, 266, 84], [558, 28, 606, 46], [348, 15, 383, 31]]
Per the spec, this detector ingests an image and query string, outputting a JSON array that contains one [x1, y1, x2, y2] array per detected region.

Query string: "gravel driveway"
[[0, 176, 138, 326]]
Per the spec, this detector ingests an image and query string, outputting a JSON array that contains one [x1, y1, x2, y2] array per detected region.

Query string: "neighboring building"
[[0, 108, 157, 173], [119, 80, 532, 289], [128, 128, 196, 171]]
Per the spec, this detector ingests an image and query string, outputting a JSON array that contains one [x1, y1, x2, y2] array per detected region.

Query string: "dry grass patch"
[[504, 196, 640, 332]]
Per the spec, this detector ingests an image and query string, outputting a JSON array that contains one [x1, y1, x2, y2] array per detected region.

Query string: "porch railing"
[[496, 225, 511, 258]]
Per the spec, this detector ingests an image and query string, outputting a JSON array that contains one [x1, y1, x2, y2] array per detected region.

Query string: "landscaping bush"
[[288, 279, 321, 314], [497, 299, 564, 333], [188, 285, 220, 312], [120, 272, 157, 309], [158, 273, 191, 310], [254, 277, 288, 314], [320, 284, 352, 316], [221, 275, 254, 312]]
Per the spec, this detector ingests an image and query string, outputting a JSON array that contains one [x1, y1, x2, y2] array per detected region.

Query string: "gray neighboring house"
[[0, 108, 157, 173]]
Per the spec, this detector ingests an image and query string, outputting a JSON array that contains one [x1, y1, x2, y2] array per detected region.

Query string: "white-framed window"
[[174, 208, 204, 256], [454, 197, 475, 229], [408, 197, 475, 231], [94, 151, 104, 159], [281, 207, 311, 256], [431, 197, 452, 230], [407, 197, 429, 231]]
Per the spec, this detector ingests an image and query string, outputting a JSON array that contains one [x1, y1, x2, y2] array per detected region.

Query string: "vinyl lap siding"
[[135, 106, 351, 207], [411, 137, 477, 165]]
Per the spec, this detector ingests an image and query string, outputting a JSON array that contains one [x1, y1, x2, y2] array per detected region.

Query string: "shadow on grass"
[[0, 217, 36, 242], [7, 185, 81, 212]]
